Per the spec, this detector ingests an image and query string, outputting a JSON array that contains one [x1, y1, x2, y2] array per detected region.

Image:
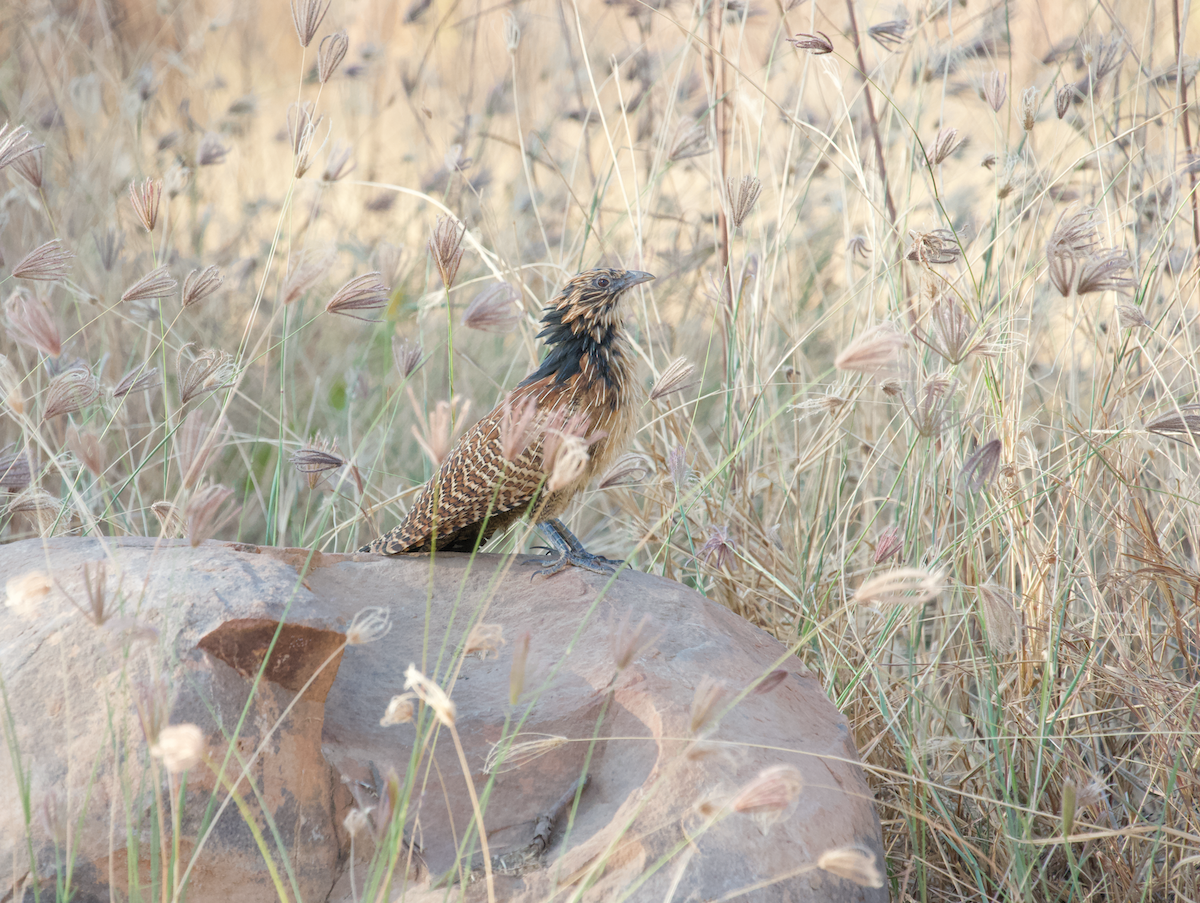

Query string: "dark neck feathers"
[[518, 300, 624, 392]]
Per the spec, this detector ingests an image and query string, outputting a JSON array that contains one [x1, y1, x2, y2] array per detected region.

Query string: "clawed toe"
[[529, 550, 625, 580]]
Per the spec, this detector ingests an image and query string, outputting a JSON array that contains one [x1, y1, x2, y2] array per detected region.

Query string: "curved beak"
[[620, 270, 656, 289]]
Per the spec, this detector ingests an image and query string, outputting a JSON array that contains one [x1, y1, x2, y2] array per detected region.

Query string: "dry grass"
[[2, 0, 1200, 897]]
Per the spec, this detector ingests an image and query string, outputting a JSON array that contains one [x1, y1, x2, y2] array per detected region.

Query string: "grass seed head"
[[94, 230, 123, 271], [196, 132, 229, 166], [976, 583, 1021, 652], [282, 245, 336, 305], [668, 123, 713, 161], [347, 606, 391, 644], [599, 453, 651, 488], [404, 664, 456, 727], [464, 622, 505, 659], [900, 373, 956, 438], [503, 11, 521, 52], [727, 175, 763, 230], [1145, 407, 1200, 443], [546, 434, 590, 491], [185, 483, 240, 546], [151, 500, 184, 537], [128, 178, 163, 232], [0, 123, 41, 172], [463, 281, 520, 333], [854, 567, 945, 605], [43, 366, 100, 421], [290, 439, 344, 488], [428, 216, 466, 289], [961, 438, 1002, 491], [66, 425, 105, 477], [1055, 83, 1074, 118], [649, 356, 698, 401], [834, 323, 906, 375], [317, 31, 349, 83], [122, 265, 177, 302], [411, 396, 468, 464], [816, 846, 885, 888], [846, 235, 871, 259], [321, 143, 355, 182], [176, 346, 236, 405], [7, 489, 63, 535], [982, 71, 1007, 112], [326, 272, 390, 321], [610, 610, 656, 671], [181, 265, 223, 308], [1116, 304, 1148, 329], [731, 764, 805, 830], [689, 675, 725, 735], [868, 18, 907, 48], [380, 693, 416, 726], [930, 127, 963, 164], [1020, 86, 1041, 130], [13, 240, 74, 282], [873, 526, 903, 564], [112, 365, 161, 398], [392, 336, 423, 379], [697, 524, 737, 570], [287, 102, 327, 177], [5, 289, 61, 357], [0, 447, 32, 492], [1076, 249, 1135, 294], [150, 723, 206, 773], [12, 146, 43, 188], [290, 0, 330, 47], [787, 31, 833, 54], [905, 228, 960, 265]]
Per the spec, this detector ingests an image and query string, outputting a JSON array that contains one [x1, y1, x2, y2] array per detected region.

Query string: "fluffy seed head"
[[150, 723, 206, 773], [1020, 86, 1041, 130], [906, 228, 960, 265], [113, 365, 161, 398], [731, 764, 805, 829], [868, 18, 907, 48], [834, 323, 906, 375], [282, 245, 336, 305], [689, 675, 725, 735], [982, 71, 1007, 112], [0, 123, 41, 172], [668, 123, 713, 162], [13, 240, 74, 282], [428, 216, 466, 289], [900, 373, 956, 438], [503, 11, 521, 52], [854, 567, 945, 605], [404, 664, 456, 727], [128, 178, 162, 232], [976, 583, 1021, 652], [151, 500, 184, 536], [1055, 83, 1073, 118], [346, 606, 391, 644], [291, 439, 345, 489], [930, 127, 964, 164], [610, 610, 656, 671], [326, 272, 390, 321], [66, 425, 104, 477], [962, 438, 1002, 491], [697, 524, 737, 570], [176, 345, 236, 405], [1116, 304, 1148, 329], [182, 265, 223, 308], [873, 526, 903, 564], [787, 31, 833, 54], [185, 483, 240, 546], [0, 356, 23, 414], [464, 622, 505, 659], [599, 453, 651, 488], [122, 266, 177, 302], [12, 147, 43, 188], [5, 289, 61, 357], [196, 132, 229, 166], [317, 31, 348, 82], [546, 435, 589, 492], [727, 175, 763, 230], [817, 846, 885, 888], [380, 693, 416, 725], [42, 366, 100, 421], [1145, 407, 1200, 443], [463, 281, 520, 333], [290, 0, 330, 47], [322, 143, 355, 182], [411, 396, 469, 465], [0, 447, 32, 491], [1076, 249, 1135, 294], [650, 356, 699, 401], [287, 102, 327, 177], [392, 337, 423, 378]]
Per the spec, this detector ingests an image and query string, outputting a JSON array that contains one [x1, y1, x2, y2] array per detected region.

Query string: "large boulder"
[[0, 537, 885, 902]]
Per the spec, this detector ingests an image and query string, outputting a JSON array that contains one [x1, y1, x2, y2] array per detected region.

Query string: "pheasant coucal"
[[361, 267, 654, 576]]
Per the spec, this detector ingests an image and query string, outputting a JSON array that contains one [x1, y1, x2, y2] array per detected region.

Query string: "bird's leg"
[[533, 518, 625, 577]]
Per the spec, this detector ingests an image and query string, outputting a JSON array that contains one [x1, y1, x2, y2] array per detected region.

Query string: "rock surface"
[[0, 537, 885, 902]]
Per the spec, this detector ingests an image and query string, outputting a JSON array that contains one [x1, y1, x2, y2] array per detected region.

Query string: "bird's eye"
[[596, 277, 610, 288]]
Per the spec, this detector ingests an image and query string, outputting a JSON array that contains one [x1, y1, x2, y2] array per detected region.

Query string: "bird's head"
[[551, 268, 655, 336]]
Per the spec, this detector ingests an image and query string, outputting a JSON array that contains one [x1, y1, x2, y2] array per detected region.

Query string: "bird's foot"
[[533, 549, 625, 579]]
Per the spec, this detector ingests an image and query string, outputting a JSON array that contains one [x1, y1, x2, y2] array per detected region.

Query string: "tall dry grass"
[[1, 0, 1199, 897]]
